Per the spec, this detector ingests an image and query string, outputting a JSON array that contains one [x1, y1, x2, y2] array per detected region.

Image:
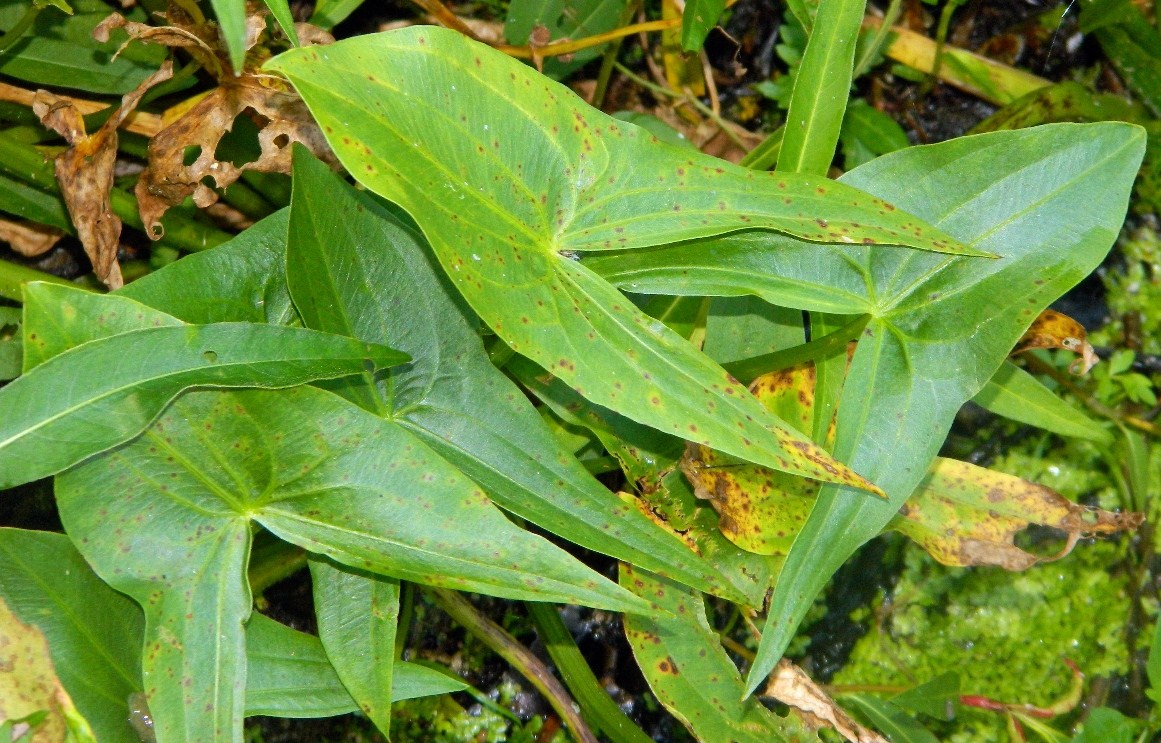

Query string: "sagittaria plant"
[[0, 18, 1147, 743]]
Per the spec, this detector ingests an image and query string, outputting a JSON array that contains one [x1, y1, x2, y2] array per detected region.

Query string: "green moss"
[[391, 679, 570, 743], [834, 540, 1132, 741], [1094, 223, 1161, 354]]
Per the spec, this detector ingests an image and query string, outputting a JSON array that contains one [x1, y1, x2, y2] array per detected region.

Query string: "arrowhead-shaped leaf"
[[266, 27, 981, 493], [285, 150, 740, 600], [585, 122, 1147, 692]]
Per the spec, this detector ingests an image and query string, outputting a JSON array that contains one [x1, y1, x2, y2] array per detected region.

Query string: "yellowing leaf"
[[0, 596, 92, 743], [892, 457, 1144, 570], [1012, 309, 1098, 374]]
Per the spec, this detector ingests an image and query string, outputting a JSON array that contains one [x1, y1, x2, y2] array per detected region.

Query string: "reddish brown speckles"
[[816, 218, 828, 228], [815, 186, 827, 195], [862, 237, 875, 245]]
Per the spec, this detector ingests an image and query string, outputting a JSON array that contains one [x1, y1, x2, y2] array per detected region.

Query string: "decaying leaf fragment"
[[892, 457, 1144, 570], [95, 2, 337, 239], [135, 80, 335, 238], [762, 660, 887, 743], [33, 63, 174, 288], [1013, 309, 1098, 374], [0, 218, 64, 257]]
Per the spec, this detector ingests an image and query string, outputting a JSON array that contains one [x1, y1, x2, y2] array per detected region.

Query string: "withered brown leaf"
[[33, 62, 174, 288]]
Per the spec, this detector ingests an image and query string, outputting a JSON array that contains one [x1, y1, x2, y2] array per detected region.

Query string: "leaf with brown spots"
[[265, 27, 972, 495], [0, 596, 89, 743], [586, 123, 1147, 692], [681, 362, 822, 556], [33, 62, 173, 288], [621, 564, 819, 742], [1012, 308, 1098, 374], [891, 457, 1143, 571]]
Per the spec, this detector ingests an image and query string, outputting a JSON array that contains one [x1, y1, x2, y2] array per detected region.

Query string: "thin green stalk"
[[928, 0, 966, 92], [526, 601, 654, 743], [721, 313, 869, 384], [428, 588, 600, 743], [591, 0, 641, 109], [0, 259, 72, 303]]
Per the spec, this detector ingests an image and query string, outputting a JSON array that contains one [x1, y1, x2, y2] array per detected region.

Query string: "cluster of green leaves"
[[0, 0, 1154, 741]]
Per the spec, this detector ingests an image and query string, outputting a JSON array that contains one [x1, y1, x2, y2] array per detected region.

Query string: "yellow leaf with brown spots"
[[1012, 308, 1098, 374], [891, 457, 1143, 570], [0, 596, 91, 743], [681, 362, 821, 555]]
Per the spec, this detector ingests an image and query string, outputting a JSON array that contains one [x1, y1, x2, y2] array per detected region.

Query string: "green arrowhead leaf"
[[286, 149, 740, 600], [585, 122, 1147, 692], [0, 283, 405, 490], [266, 27, 981, 493]]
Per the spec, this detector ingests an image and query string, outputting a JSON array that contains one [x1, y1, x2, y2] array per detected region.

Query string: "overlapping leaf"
[[266, 27, 981, 494], [586, 123, 1147, 691], [285, 151, 738, 599], [0, 282, 403, 490]]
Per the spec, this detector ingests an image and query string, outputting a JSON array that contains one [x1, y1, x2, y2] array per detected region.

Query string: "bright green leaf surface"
[[262, 0, 299, 46], [620, 565, 807, 742], [680, 0, 725, 51], [973, 361, 1112, 444], [309, 557, 398, 735], [209, 0, 247, 73], [267, 27, 981, 494], [0, 529, 144, 743], [585, 123, 1146, 692], [776, 0, 865, 176], [285, 150, 738, 599], [0, 284, 404, 490]]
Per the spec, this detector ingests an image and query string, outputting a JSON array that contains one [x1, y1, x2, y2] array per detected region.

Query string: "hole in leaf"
[[215, 108, 266, 167], [203, 350, 218, 363], [182, 145, 202, 166]]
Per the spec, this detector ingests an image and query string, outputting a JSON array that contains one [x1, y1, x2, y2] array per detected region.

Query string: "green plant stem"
[[247, 540, 308, 596], [591, 0, 641, 109], [1023, 355, 1161, 437], [0, 5, 42, 54], [0, 259, 72, 302], [722, 313, 869, 383], [612, 62, 749, 150], [526, 601, 654, 743], [0, 131, 232, 253], [428, 588, 600, 743]]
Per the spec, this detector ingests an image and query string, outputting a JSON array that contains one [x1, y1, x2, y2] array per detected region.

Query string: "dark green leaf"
[[841, 694, 939, 743], [208, 0, 247, 73], [504, 0, 627, 77], [262, 0, 299, 45], [309, 557, 398, 735], [889, 672, 960, 719]]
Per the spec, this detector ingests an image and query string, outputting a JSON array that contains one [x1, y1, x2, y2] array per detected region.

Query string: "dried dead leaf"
[[0, 219, 64, 257], [892, 457, 1144, 570], [1013, 309, 1098, 374], [135, 78, 335, 239], [33, 62, 174, 288], [762, 660, 887, 743]]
